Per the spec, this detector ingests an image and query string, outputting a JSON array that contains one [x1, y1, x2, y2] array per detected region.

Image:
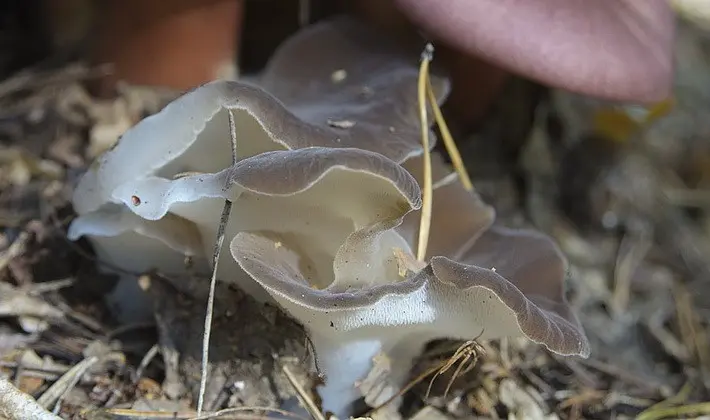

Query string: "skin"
[[393, 0, 676, 103]]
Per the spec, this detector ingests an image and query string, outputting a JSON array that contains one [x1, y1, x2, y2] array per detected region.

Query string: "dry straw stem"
[[425, 74, 472, 192], [0, 231, 29, 272], [673, 283, 710, 379], [189, 405, 311, 420], [416, 43, 434, 262], [36, 355, 99, 412], [367, 361, 442, 416], [638, 403, 710, 420], [637, 401, 710, 420], [416, 42, 473, 261], [368, 337, 484, 416], [636, 382, 710, 420], [83, 406, 308, 419], [424, 335, 484, 399], [197, 109, 238, 415]]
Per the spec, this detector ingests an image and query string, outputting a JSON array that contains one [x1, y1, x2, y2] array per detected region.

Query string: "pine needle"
[[425, 75, 472, 191], [416, 44, 434, 262], [636, 402, 710, 420], [635, 382, 710, 420], [416, 42, 473, 261], [368, 333, 484, 416]]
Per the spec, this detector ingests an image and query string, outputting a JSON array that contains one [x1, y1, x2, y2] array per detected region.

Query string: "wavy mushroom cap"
[[70, 147, 421, 296], [231, 159, 589, 417], [73, 17, 449, 216], [394, 0, 676, 102]]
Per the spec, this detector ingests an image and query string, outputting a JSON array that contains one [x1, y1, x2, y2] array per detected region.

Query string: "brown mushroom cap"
[[394, 0, 676, 102]]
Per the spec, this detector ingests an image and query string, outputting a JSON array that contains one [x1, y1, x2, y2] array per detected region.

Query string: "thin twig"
[[190, 405, 311, 420], [36, 356, 99, 411], [636, 383, 709, 420], [282, 364, 326, 420], [133, 344, 160, 384], [28, 278, 76, 295], [197, 109, 238, 415], [0, 231, 30, 272], [574, 357, 668, 395], [637, 403, 710, 420]]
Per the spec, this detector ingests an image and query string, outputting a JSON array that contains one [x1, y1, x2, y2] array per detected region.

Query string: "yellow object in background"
[[673, 0, 710, 28], [592, 98, 675, 143]]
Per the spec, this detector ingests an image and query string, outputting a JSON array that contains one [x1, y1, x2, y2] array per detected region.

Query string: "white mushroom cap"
[[70, 16, 449, 301]]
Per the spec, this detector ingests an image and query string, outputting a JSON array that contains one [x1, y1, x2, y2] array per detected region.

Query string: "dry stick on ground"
[[0, 231, 30, 272], [88, 404, 311, 419], [190, 405, 312, 420], [196, 109, 238, 415], [133, 343, 160, 384], [36, 356, 99, 411], [636, 382, 710, 420], [0, 377, 62, 420]]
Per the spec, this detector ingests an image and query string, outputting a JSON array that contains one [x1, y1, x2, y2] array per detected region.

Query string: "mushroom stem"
[[312, 322, 481, 417], [311, 329, 429, 418], [312, 332, 384, 418]]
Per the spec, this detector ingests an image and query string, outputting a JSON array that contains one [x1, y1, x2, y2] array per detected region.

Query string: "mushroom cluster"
[[69, 17, 589, 418]]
